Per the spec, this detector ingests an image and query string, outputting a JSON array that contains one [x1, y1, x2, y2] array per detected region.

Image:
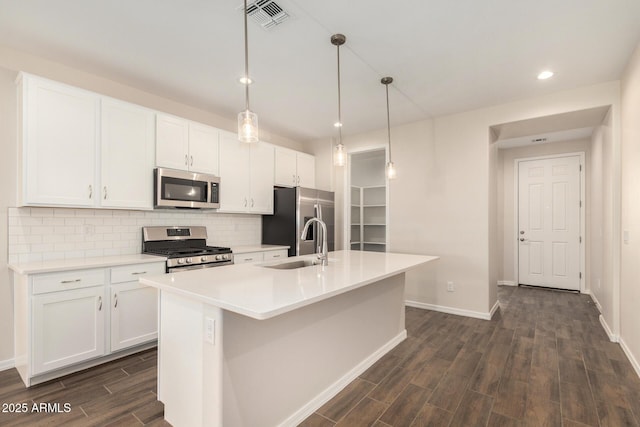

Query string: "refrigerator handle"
[[314, 204, 321, 254]]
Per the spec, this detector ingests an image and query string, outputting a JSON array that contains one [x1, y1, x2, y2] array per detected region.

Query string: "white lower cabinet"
[[109, 263, 164, 352], [13, 260, 164, 386], [32, 286, 106, 375], [234, 252, 264, 264], [110, 282, 158, 352], [234, 249, 289, 264]]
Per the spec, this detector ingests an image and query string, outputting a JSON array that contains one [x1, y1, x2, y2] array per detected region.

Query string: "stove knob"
[[222, 254, 229, 260], [186, 258, 192, 264], [215, 255, 222, 260], [177, 258, 185, 265], [201, 256, 207, 262]]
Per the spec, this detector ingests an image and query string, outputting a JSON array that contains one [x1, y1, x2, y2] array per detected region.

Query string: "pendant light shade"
[[331, 34, 346, 166], [381, 76, 396, 179], [238, 110, 259, 143], [238, 0, 258, 143]]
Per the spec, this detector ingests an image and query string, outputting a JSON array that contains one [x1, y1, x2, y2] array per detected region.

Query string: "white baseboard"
[[619, 337, 640, 379], [279, 329, 407, 427], [405, 300, 493, 320], [489, 300, 500, 319], [497, 280, 517, 286], [0, 358, 15, 372], [599, 315, 618, 343], [590, 293, 603, 313]]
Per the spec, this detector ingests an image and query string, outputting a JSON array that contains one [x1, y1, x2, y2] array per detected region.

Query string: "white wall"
[[0, 46, 302, 366], [498, 138, 591, 285], [306, 81, 621, 320], [620, 42, 640, 374]]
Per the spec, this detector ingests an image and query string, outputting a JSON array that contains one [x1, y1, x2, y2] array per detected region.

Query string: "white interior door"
[[518, 155, 581, 290]]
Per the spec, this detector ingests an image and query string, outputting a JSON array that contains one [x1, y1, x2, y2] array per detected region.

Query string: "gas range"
[[142, 226, 233, 272]]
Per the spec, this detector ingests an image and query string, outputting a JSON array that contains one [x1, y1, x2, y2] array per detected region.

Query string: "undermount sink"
[[261, 259, 321, 270]]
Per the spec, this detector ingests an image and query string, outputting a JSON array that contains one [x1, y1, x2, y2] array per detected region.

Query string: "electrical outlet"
[[205, 317, 215, 344], [447, 281, 454, 292]]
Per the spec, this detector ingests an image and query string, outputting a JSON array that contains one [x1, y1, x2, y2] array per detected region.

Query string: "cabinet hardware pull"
[[103, 186, 108, 200], [273, 254, 281, 258], [130, 271, 147, 275], [60, 279, 82, 284], [98, 296, 102, 311], [293, 174, 296, 184], [190, 156, 194, 166], [114, 293, 118, 308], [88, 185, 92, 199], [185, 154, 188, 166], [251, 198, 254, 207], [244, 198, 247, 207]]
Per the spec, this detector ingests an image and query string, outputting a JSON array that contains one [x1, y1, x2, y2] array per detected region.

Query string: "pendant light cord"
[[337, 43, 342, 144], [244, 0, 250, 112], [385, 83, 391, 161]]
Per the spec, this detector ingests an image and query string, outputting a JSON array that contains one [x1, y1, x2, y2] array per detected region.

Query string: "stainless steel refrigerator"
[[262, 187, 335, 257]]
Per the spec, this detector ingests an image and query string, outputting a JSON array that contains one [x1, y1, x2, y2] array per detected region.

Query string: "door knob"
[[520, 231, 525, 234], [520, 238, 526, 241]]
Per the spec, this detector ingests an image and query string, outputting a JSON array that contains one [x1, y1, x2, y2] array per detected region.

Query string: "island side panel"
[[221, 273, 406, 427], [158, 291, 208, 426]]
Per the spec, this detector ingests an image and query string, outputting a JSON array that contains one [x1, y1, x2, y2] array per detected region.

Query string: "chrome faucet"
[[301, 217, 328, 266]]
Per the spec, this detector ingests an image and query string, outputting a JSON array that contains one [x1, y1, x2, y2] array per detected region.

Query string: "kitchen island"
[[140, 250, 438, 427]]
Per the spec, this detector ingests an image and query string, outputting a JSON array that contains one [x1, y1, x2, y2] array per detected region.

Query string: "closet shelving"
[[350, 185, 387, 252]]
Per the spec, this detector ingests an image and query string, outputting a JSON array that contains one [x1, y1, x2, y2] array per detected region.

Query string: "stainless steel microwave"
[[154, 168, 220, 209]]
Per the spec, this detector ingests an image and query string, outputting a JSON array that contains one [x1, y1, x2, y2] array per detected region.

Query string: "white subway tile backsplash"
[[8, 207, 262, 263]]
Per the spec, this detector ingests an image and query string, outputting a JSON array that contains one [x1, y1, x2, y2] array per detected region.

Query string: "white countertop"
[[8, 254, 166, 275], [140, 250, 438, 320], [232, 244, 290, 254]]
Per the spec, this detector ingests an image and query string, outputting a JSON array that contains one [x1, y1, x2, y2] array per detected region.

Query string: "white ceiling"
[[1, 0, 639, 143]]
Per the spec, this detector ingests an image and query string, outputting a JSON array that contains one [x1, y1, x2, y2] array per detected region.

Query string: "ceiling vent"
[[243, 0, 290, 30]]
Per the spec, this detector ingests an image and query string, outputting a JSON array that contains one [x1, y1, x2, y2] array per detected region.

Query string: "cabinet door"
[[296, 153, 316, 188], [110, 282, 158, 352], [274, 148, 297, 187], [156, 113, 189, 170], [188, 122, 219, 175], [218, 130, 251, 212], [32, 287, 106, 375], [101, 98, 155, 210], [249, 142, 275, 214], [22, 75, 98, 207]]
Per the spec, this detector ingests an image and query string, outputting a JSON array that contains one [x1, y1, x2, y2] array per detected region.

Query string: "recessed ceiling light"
[[334, 122, 342, 128], [239, 76, 253, 85], [537, 70, 554, 80]]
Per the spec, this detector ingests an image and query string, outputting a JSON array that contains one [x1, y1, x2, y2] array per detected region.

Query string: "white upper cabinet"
[[20, 74, 99, 207], [155, 114, 189, 171], [189, 122, 219, 175], [274, 147, 315, 188], [18, 73, 155, 210], [101, 98, 155, 209], [218, 130, 274, 214], [156, 113, 219, 175], [296, 152, 316, 188]]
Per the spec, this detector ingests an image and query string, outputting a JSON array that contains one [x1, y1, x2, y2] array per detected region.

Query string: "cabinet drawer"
[[234, 252, 264, 264], [32, 269, 105, 295], [111, 262, 165, 284], [263, 250, 288, 261]]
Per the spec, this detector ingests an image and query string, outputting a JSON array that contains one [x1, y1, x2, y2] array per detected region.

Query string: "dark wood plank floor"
[[0, 348, 169, 426], [1, 285, 639, 426], [300, 286, 640, 427]]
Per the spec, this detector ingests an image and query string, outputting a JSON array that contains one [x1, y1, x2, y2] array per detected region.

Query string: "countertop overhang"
[[140, 250, 438, 320]]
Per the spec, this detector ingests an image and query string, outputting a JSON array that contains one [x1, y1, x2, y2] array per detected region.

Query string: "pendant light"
[[381, 77, 396, 179], [238, 0, 258, 143], [331, 34, 346, 166]]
